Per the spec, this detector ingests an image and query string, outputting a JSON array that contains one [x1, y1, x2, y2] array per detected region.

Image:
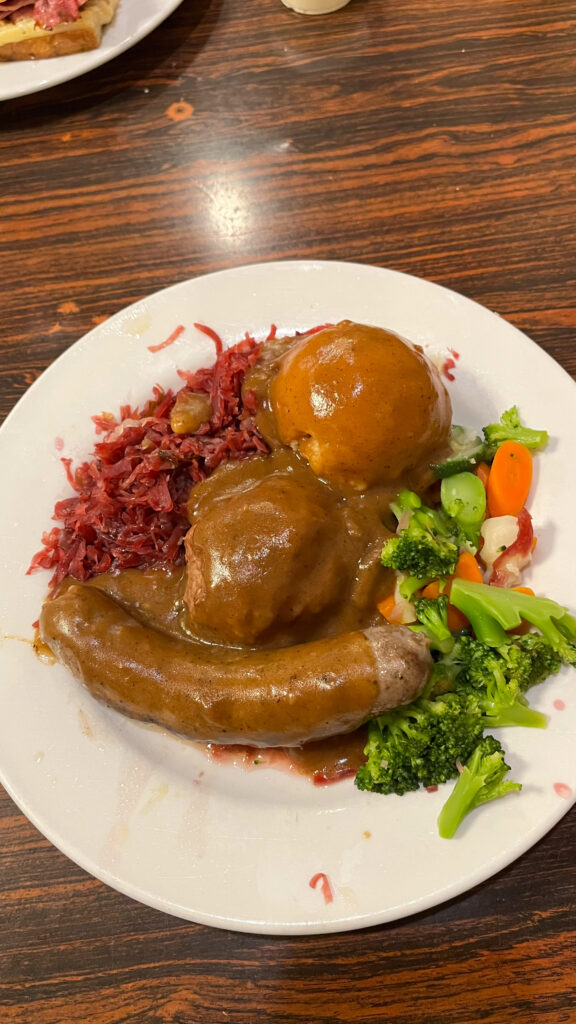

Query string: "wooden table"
[[2, 1, 575, 1021]]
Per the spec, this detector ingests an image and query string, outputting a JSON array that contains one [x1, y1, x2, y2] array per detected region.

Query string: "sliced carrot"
[[453, 551, 484, 583], [475, 461, 491, 490], [421, 576, 468, 631], [486, 441, 533, 517], [446, 599, 469, 633], [377, 594, 396, 621], [436, 552, 484, 630], [421, 581, 442, 600], [378, 594, 411, 625], [507, 585, 535, 633]]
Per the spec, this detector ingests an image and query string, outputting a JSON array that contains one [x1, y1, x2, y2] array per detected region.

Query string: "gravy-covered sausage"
[[40, 584, 432, 747]]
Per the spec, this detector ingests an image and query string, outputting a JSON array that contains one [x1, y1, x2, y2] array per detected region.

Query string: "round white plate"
[[1, 261, 575, 934], [0, 0, 183, 101]]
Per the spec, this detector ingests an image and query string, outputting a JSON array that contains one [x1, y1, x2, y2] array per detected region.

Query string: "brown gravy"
[[46, 323, 451, 776]]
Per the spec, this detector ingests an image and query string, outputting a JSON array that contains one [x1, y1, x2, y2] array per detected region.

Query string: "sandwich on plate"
[[0, 0, 118, 60]]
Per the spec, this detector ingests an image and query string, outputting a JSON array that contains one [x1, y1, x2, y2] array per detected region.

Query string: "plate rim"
[[0, 0, 184, 101]]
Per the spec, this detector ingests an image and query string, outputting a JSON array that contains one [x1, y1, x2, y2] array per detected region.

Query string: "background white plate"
[[0, 0, 183, 100], [1, 261, 575, 934]]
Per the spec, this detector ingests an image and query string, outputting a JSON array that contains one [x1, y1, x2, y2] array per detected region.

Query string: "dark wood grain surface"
[[1, 1, 575, 1021]]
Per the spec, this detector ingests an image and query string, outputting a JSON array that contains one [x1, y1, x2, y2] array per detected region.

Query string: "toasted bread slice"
[[0, 0, 119, 60]]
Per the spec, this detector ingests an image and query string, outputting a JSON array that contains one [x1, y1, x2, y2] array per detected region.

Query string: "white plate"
[[1, 261, 575, 934], [0, 0, 183, 100]]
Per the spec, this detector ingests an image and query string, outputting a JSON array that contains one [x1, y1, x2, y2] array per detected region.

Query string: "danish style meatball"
[[184, 470, 351, 646]]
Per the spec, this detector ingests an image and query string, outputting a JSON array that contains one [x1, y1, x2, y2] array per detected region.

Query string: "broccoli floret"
[[381, 532, 459, 579], [437, 736, 522, 838], [412, 595, 455, 654], [428, 632, 555, 728], [456, 633, 561, 694], [431, 425, 491, 479], [427, 648, 463, 696], [355, 692, 483, 796], [507, 632, 564, 689], [450, 579, 576, 664], [433, 408, 548, 479], [483, 406, 549, 454], [451, 635, 550, 729], [481, 688, 546, 730], [381, 491, 461, 579], [357, 617, 563, 812]]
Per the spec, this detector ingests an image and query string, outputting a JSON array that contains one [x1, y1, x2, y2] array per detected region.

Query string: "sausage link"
[[40, 584, 431, 747]]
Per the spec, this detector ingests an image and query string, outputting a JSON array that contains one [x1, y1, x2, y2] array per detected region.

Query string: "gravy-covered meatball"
[[184, 470, 351, 646], [269, 320, 452, 491]]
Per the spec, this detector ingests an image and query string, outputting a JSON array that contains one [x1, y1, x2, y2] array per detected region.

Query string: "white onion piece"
[[480, 515, 519, 572], [391, 579, 417, 624]]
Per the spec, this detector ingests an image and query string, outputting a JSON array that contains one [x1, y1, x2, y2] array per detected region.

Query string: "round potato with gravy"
[[270, 321, 452, 491]]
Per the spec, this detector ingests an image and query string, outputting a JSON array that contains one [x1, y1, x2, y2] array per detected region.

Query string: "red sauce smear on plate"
[[309, 873, 334, 904], [441, 356, 457, 382], [207, 728, 368, 785]]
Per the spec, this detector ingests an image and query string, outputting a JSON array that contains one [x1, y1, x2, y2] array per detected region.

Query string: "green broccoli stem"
[[449, 579, 576, 656], [412, 595, 454, 653], [433, 408, 548, 480], [437, 760, 487, 839], [390, 489, 422, 521], [483, 406, 549, 453], [398, 573, 436, 601], [481, 703, 548, 729], [437, 738, 522, 838]]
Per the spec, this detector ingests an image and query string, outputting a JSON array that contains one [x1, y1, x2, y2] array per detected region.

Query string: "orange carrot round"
[[445, 553, 481, 631], [446, 603, 469, 633], [377, 594, 396, 621], [421, 574, 469, 631], [487, 441, 533, 517], [453, 551, 483, 583], [508, 586, 536, 634]]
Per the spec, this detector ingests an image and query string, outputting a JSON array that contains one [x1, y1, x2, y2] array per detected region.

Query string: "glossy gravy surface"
[[49, 324, 450, 774]]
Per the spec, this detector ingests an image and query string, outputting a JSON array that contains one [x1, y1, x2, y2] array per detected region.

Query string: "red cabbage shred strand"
[[28, 335, 267, 592]]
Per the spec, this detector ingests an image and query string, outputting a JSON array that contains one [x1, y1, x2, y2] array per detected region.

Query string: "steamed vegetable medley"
[[356, 407, 576, 838]]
